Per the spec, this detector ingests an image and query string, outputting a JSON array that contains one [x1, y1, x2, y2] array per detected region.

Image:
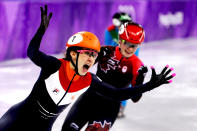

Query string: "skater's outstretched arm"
[[27, 5, 61, 69], [92, 65, 175, 101]]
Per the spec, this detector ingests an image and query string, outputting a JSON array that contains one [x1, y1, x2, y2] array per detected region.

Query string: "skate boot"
[[117, 106, 125, 118]]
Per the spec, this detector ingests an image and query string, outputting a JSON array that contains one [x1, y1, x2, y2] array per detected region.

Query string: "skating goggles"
[[121, 40, 139, 49], [77, 50, 98, 58]]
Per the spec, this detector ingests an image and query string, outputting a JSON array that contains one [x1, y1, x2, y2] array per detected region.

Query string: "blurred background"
[[0, 0, 197, 61], [0, 0, 197, 131]]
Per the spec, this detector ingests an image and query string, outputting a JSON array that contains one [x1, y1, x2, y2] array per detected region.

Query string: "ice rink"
[[0, 38, 197, 131]]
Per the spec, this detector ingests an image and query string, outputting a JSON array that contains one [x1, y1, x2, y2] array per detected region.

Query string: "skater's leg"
[[85, 102, 120, 131], [61, 94, 91, 131]]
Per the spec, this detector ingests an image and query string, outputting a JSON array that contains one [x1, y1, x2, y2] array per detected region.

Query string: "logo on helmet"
[[67, 34, 83, 45]]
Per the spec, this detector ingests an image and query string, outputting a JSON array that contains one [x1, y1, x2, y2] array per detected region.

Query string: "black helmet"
[[112, 12, 132, 27]]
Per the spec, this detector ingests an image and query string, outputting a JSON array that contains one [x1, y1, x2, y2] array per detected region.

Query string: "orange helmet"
[[119, 22, 145, 44], [66, 31, 101, 52]]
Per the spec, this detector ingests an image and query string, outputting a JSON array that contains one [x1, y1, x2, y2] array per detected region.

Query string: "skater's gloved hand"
[[138, 64, 148, 74], [130, 94, 142, 103], [136, 64, 148, 85], [146, 65, 176, 91], [40, 5, 52, 31]]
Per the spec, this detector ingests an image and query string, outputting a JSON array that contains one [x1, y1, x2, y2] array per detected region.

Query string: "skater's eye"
[[122, 40, 139, 49]]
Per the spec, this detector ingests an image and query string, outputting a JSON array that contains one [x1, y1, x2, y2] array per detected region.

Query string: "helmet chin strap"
[[70, 52, 82, 76]]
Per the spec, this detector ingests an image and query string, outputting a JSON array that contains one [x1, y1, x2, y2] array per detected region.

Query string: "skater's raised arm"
[[92, 65, 175, 101], [27, 5, 60, 69]]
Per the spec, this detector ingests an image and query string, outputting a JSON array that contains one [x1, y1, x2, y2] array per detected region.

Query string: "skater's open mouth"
[[83, 64, 90, 70]]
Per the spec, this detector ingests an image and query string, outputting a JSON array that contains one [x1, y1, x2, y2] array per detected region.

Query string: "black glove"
[[131, 64, 148, 103], [40, 5, 52, 31], [136, 64, 148, 85], [146, 65, 175, 91]]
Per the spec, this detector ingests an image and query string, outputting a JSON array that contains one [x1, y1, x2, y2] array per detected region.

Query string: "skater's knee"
[[61, 122, 80, 131]]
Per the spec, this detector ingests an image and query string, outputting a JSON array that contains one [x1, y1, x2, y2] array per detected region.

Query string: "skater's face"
[[119, 39, 140, 58], [70, 49, 98, 76]]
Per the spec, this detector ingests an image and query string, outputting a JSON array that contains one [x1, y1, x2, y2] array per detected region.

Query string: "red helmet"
[[66, 31, 101, 52], [119, 22, 145, 44]]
